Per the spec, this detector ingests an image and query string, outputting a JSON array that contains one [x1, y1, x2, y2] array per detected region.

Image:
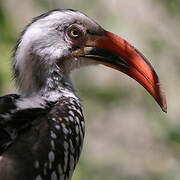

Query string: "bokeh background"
[[0, 0, 180, 179]]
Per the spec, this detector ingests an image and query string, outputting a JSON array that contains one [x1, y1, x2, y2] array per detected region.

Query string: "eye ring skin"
[[65, 24, 87, 47], [67, 25, 84, 39]]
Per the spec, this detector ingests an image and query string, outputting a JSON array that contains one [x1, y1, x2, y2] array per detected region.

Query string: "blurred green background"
[[0, 0, 180, 179]]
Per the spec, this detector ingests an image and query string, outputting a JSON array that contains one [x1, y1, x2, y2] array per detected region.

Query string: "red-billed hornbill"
[[0, 9, 166, 180]]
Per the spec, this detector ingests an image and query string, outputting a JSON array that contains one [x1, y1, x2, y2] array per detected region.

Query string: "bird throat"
[[40, 66, 78, 102]]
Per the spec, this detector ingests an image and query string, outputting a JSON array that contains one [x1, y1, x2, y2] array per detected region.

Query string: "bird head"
[[13, 9, 166, 112]]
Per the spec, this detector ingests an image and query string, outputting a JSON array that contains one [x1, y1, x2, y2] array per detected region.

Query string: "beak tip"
[[161, 99, 167, 113], [158, 86, 167, 113], [161, 103, 167, 113]]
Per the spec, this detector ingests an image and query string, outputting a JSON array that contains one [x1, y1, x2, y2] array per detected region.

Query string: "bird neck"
[[14, 65, 80, 114], [15, 62, 77, 101], [40, 66, 78, 101]]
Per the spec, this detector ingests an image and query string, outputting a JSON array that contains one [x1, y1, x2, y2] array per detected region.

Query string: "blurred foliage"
[[148, 38, 165, 55], [77, 83, 132, 106], [163, 124, 180, 156], [35, 0, 50, 9], [0, 0, 16, 44], [159, 0, 180, 17], [0, 1, 16, 94]]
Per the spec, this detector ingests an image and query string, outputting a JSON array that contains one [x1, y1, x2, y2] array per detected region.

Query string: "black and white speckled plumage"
[[0, 95, 84, 180]]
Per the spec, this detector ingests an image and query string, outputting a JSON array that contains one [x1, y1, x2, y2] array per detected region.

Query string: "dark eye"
[[68, 27, 82, 39]]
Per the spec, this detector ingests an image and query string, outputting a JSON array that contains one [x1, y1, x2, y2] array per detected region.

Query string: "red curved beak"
[[87, 30, 167, 112]]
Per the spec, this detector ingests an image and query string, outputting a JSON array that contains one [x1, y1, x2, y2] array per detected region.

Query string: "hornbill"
[[0, 9, 167, 180]]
